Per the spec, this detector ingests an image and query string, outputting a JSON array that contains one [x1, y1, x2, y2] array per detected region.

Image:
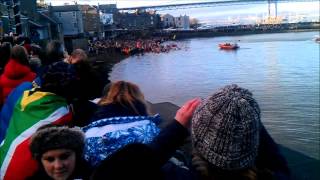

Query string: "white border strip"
[[85, 120, 150, 138]]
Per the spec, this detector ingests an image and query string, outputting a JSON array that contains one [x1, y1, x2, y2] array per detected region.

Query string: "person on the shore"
[[43, 40, 66, 66], [191, 84, 290, 180], [33, 40, 67, 87], [0, 45, 36, 103], [27, 125, 91, 180], [29, 44, 44, 73], [0, 61, 80, 180], [90, 98, 201, 180], [90, 80, 150, 122], [67, 48, 88, 64]]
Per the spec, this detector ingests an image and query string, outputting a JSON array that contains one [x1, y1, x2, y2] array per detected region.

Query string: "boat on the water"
[[219, 43, 239, 50]]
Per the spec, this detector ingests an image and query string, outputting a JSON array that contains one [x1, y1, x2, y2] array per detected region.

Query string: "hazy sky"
[[44, 0, 219, 8], [44, 0, 319, 14], [47, 0, 315, 8]]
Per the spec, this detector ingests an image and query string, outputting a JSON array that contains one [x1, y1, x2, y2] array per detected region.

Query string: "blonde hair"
[[98, 81, 150, 115]]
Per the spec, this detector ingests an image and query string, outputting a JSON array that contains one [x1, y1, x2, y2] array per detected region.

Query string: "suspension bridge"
[[118, 0, 317, 12]]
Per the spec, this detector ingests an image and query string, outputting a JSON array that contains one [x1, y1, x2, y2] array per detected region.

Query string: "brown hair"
[[11, 45, 29, 66], [98, 81, 150, 115], [192, 152, 273, 180]]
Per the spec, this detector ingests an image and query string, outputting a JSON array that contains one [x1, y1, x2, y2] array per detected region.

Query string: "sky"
[[44, 0, 319, 24], [44, 0, 222, 8], [44, 0, 319, 12]]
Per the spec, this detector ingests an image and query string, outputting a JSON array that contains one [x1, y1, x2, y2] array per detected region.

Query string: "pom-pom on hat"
[[192, 84, 260, 170], [29, 125, 85, 160]]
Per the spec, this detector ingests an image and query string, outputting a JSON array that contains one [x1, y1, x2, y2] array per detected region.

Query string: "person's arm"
[[149, 98, 201, 165], [256, 124, 290, 179]]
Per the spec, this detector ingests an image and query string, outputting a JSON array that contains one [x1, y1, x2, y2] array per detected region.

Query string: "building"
[[161, 14, 175, 28], [98, 4, 118, 35], [0, 0, 62, 42], [20, 0, 37, 19], [50, 5, 84, 37], [175, 15, 190, 29], [80, 5, 100, 37], [32, 11, 63, 42], [115, 10, 160, 30]]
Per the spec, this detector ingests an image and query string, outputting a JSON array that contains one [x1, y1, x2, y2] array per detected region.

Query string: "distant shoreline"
[[153, 22, 320, 39]]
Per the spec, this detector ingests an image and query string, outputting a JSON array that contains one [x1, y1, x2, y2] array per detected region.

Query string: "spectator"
[[0, 45, 36, 103], [70, 60, 105, 127], [28, 125, 91, 180], [29, 44, 44, 73], [90, 98, 201, 180], [67, 48, 88, 64], [83, 81, 162, 167], [91, 81, 150, 122], [191, 84, 290, 180], [0, 61, 80, 180], [43, 40, 65, 66]]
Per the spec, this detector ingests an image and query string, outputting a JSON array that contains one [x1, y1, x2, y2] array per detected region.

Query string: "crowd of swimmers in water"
[[0, 36, 290, 180], [88, 37, 180, 56]]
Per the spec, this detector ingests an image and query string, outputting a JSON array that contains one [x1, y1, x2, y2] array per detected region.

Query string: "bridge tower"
[[268, 0, 278, 18], [267, 0, 280, 24]]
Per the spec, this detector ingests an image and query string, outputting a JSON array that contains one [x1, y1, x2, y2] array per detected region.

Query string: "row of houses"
[[0, 1, 190, 45]]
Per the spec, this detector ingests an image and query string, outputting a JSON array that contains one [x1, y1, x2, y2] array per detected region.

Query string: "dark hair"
[[11, 45, 30, 66], [31, 44, 45, 61], [73, 60, 104, 100], [0, 42, 12, 70], [192, 152, 273, 180], [40, 61, 80, 101], [44, 40, 65, 65]]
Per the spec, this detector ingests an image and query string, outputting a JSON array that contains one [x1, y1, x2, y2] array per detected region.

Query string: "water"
[[109, 31, 320, 159]]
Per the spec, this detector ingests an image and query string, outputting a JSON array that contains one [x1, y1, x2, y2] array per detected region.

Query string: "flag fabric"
[[0, 90, 73, 180], [83, 114, 161, 167], [0, 82, 33, 143]]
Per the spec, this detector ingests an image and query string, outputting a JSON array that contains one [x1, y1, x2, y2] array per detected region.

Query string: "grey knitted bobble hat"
[[192, 84, 261, 170], [29, 125, 85, 160]]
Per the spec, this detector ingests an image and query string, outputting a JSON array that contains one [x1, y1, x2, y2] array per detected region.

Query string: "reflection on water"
[[110, 31, 320, 159]]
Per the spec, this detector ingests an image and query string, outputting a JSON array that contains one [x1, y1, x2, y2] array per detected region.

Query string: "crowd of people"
[[88, 37, 180, 56], [0, 37, 290, 180]]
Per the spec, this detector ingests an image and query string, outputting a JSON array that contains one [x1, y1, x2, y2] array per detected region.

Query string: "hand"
[[175, 98, 201, 128]]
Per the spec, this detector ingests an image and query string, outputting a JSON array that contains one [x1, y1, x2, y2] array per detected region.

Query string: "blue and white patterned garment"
[[82, 114, 161, 167]]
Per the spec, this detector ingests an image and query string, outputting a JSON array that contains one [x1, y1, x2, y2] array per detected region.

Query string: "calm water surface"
[[109, 31, 320, 159]]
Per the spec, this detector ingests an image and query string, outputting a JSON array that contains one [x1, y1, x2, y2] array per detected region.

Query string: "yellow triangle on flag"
[[20, 91, 53, 111]]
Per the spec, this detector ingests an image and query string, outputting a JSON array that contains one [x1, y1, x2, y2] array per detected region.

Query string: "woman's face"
[[41, 149, 76, 180]]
